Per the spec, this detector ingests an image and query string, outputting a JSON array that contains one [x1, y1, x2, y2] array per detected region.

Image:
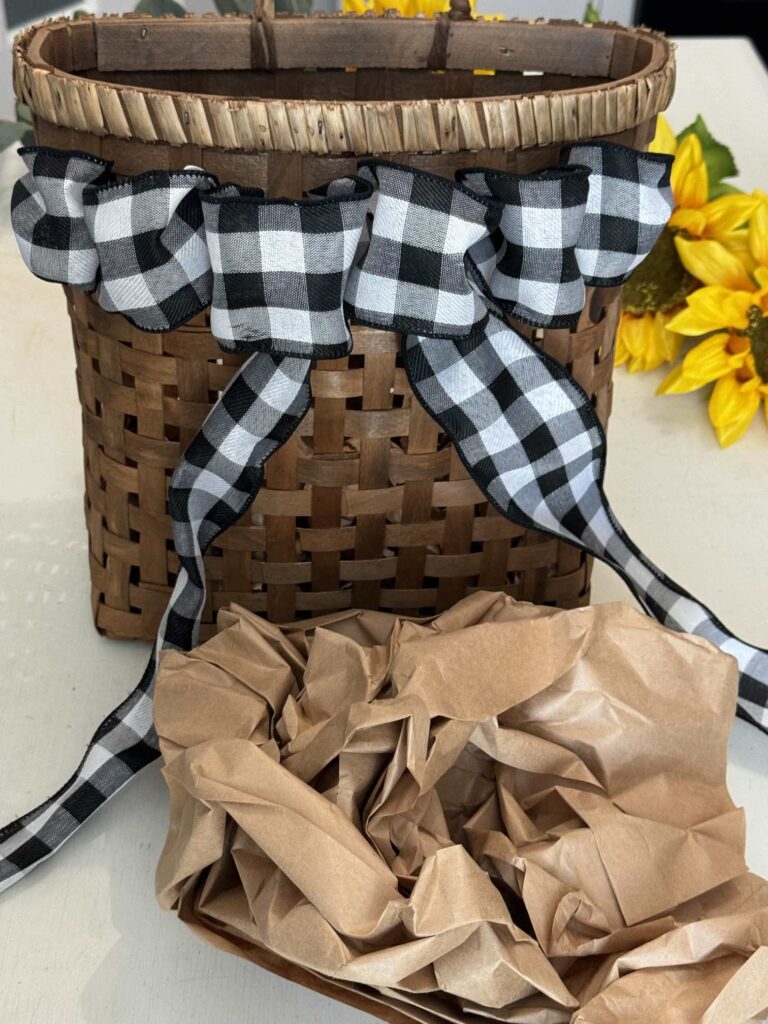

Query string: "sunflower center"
[[621, 227, 698, 315], [747, 305, 768, 384]]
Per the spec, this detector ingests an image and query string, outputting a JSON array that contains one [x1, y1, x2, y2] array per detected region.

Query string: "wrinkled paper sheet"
[[155, 593, 768, 1023]]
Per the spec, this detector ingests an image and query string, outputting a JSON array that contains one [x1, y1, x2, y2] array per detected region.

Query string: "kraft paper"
[[155, 593, 768, 1023]]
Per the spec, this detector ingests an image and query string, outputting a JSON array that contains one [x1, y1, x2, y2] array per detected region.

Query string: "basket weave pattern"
[[15, 14, 674, 640], [70, 284, 617, 640]]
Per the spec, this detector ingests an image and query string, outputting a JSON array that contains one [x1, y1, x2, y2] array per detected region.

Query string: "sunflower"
[[342, 0, 471, 15], [617, 116, 760, 374], [658, 199, 768, 446]]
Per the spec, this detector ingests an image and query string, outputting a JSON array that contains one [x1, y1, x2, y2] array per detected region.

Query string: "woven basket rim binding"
[[12, 12, 676, 156]]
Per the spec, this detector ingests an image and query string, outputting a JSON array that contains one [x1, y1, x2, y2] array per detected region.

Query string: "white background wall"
[[1, 0, 636, 120]]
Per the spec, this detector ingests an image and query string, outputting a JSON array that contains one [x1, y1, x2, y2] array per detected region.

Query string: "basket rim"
[[13, 12, 676, 157]]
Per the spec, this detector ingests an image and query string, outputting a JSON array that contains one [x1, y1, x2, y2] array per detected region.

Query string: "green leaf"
[[277, 0, 314, 10], [0, 120, 30, 151], [134, 0, 187, 16], [708, 181, 744, 200], [583, 2, 601, 23], [676, 114, 738, 201]]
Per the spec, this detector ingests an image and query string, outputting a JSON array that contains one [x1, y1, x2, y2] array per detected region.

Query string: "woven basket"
[[13, 11, 675, 642]]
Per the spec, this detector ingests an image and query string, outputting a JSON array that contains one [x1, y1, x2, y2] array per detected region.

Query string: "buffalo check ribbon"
[[2, 141, 765, 893]]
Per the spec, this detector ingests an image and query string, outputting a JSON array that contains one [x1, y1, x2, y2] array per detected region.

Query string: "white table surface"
[[0, 36, 766, 1024]]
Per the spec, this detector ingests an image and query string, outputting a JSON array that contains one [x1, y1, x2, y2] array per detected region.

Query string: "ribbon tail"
[[403, 320, 768, 735], [577, 498, 768, 734], [0, 656, 157, 894], [0, 352, 312, 892]]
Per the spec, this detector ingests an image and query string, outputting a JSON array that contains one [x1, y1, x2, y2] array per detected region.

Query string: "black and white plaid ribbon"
[[2, 140, 765, 893]]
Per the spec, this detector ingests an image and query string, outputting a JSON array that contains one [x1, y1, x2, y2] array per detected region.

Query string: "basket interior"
[[31, 16, 661, 103], [82, 69, 615, 103]]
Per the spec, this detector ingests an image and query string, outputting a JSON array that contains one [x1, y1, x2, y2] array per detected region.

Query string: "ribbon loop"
[[346, 160, 495, 339], [12, 147, 111, 288], [460, 164, 590, 328], [202, 176, 372, 357], [10, 145, 674, 349], [83, 169, 218, 332], [561, 141, 674, 285]]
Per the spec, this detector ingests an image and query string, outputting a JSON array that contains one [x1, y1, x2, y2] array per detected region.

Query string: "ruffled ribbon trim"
[[12, 142, 673, 341]]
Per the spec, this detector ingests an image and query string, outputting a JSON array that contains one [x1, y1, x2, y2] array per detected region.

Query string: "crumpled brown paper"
[[155, 593, 768, 1023]]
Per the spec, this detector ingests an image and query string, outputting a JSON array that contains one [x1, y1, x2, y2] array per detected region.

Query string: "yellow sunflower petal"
[[657, 334, 731, 394], [675, 236, 754, 291], [418, 0, 452, 13], [748, 201, 768, 269], [666, 286, 750, 335], [656, 364, 688, 395], [648, 114, 677, 157], [617, 312, 681, 373], [701, 193, 761, 240], [669, 207, 708, 237], [717, 228, 757, 276], [671, 133, 708, 210], [631, 316, 657, 373], [372, 0, 411, 11], [655, 364, 696, 395], [709, 372, 762, 446], [723, 289, 759, 328], [654, 312, 683, 364], [754, 267, 768, 317], [681, 333, 738, 384], [619, 314, 647, 371]]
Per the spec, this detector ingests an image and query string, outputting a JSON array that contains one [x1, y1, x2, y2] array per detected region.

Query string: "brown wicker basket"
[[13, 11, 675, 642]]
